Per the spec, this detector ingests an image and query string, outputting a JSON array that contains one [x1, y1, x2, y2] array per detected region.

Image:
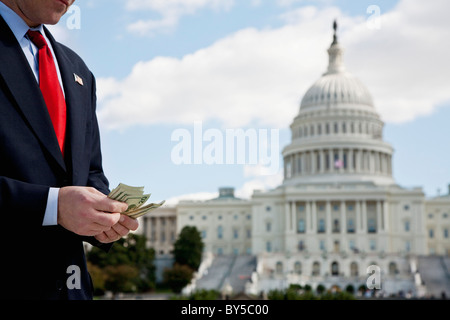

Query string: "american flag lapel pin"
[[73, 73, 84, 86]]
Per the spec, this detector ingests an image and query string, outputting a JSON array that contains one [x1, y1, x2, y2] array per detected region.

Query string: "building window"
[[266, 206, 271, 212], [347, 218, 355, 233], [349, 240, 358, 253], [233, 229, 238, 239], [298, 219, 305, 233], [389, 262, 398, 275], [368, 218, 377, 233], [298, 240, 305, 251], [298, 205, 305, 212], [217, 226, 223, 239], [201, 230, 206, 239], [294, 261, 302, 275], [428, 213, 433, 219], [312, 262, 320, 276], [247, 229, 251, 238], [189, 215, 194, 220], [405, 241, 411, 252], [404, 220, 410, 232], [318, 219, 325, 233], [319, 240, 326, 251], [350, 262, 358, 276], [331, 261, 339, 276], [444, 229, 449, 238], [370, 239, 376, 251], [443, 213, 448, 219], [429, 229, 434, 238], [333, 219, 340, 233], [276, 261, 283, 275], [266, 241, 272, 252], [202, 215, 207, 220], [266, 221, 272, 232]]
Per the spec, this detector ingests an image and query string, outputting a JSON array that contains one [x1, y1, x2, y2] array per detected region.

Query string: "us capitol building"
[[138, 22, 450, 298]]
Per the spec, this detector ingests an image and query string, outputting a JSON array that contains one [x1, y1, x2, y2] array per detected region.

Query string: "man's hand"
[[57, 186, 128, 236], [94, 214, 139, 243]]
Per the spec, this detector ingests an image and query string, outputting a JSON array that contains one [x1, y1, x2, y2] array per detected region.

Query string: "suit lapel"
[[44, 26, 87, 183], [0, 16, 66, 172]]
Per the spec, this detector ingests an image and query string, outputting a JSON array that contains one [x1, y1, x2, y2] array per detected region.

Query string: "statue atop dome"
[[332, 19, 338, 45]]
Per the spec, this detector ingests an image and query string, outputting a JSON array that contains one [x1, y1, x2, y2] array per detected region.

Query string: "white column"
[[376, 200, 382, 233], [357, 149, 362, 172], [312, 201, 317, 233], [305, 201, 311, 233], [311, 151, 316, 174], [320, 150, 325, 173], [326, 201, 331, 235], [362, 200, 367, 233], [349, 149, 354, 173], [356, 200, 361, 233], [329, 148, 334, 172], [291, 201, 296, 233], [285, 202, 291, 233], [383, 200, 389, 232], [340, 201, 346, 234]]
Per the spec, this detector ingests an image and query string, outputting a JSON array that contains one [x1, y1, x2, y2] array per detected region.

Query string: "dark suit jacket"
[[0, 16, 110, 299]]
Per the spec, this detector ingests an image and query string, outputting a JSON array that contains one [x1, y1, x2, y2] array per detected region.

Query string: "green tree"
[[104, 264, 139, 298], [163, 263, 194, 294], [86, 233, 156, 295], [172, 226, 204, 271]]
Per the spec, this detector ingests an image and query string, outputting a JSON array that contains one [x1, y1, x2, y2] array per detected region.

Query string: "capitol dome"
[[300, 23, 374, 111], [282, 21, 395, 186], [300, 72, 374, 110]]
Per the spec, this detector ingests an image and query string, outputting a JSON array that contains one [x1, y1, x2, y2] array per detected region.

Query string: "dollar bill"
[[107, 183, 164, 219]]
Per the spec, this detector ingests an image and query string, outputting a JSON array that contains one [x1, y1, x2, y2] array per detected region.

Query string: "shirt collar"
[[0, 1, 44, 42]]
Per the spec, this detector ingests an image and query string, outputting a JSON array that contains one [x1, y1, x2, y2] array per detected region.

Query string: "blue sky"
[[50, 0, 450, 204]]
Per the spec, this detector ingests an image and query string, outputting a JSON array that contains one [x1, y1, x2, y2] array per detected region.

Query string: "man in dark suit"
[[0, 0, 139, 299]]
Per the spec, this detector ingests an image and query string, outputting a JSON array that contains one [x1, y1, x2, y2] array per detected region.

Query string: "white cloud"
[[98, 0, 450, 132], [126, 0, 234, 35]]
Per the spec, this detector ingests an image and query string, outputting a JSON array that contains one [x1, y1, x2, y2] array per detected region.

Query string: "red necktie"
[[27, 30, 67, 155]]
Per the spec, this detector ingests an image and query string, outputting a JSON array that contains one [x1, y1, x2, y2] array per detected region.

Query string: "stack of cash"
[[107, 183, 165, 219]]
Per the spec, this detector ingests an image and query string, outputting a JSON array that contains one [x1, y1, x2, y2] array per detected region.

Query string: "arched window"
[[312, 261, 321, 276], [350, 262, 358, 276], [389, 262, 398, 275], [331, 261, 339, 276], [276, 261, 283, 275]]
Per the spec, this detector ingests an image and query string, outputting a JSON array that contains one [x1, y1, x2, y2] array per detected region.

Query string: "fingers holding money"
[[58, 186, 125, 236], [95, 214, 139, 243], [107, 183, 165, 219]]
